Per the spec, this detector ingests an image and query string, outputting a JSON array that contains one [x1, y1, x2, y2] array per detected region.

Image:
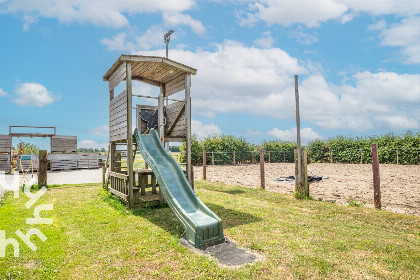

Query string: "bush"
[[308, 132, 420, 164]]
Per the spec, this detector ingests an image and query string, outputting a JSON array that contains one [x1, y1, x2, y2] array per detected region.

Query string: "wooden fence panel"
[[51, 136, 77, 153], [110, 90, 128, 142]]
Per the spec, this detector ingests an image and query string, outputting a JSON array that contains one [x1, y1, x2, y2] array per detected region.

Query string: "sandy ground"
[[194, 163, 420, 216], [2, 164, 419, 216]]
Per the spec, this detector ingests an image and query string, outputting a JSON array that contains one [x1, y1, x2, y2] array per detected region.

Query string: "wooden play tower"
[[103, 55, 197, 208]]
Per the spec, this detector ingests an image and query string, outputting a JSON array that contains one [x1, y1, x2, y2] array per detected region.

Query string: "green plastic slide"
[[134, 128, 224, 247]]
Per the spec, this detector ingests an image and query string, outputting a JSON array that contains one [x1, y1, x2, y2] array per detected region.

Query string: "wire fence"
[[179, 146, 420, 166]]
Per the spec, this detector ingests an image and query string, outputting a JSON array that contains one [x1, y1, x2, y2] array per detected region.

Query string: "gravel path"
[[2, 169, 103, 187]]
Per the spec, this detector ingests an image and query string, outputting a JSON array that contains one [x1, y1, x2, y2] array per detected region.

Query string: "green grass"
[[0, 181, 419, 279]]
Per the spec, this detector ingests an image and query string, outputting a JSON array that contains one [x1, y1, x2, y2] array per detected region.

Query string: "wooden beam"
[[132, 76, 162, 87], [165, 102, 186, 136], [185, 74, 193, 189], [126, 62, 134, 209], [158, 85, 165, 143]]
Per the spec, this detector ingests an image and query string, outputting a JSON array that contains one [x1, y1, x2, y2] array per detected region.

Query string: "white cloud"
[[78, 139, 108, 150], [101, 27, 166, 52], [163, 12, 205, 35], [289, 27, 318, 45], [378, 16, 420, 64], [90, 125, 109, 135], [368, 19, 387, 31], [3, 0, 196, 29], [246, 0, 348, 28], [240, 0, 420, 27], [375, 115, 419, 129], [101, 33, 130, 52], [192, 119, 222, 139], [0, 88, 7, 97], [12, 82, 59, 107], [253, 31, 274, 48], [136, 41, 420, 132], [246, 129, 260, 136], [267, 127, 323, 144]]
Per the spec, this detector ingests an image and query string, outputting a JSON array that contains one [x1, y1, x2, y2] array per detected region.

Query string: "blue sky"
[[0, 0, 419, 150]]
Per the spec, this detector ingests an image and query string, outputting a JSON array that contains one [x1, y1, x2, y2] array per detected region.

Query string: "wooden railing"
[[109, 171, 129, 201]]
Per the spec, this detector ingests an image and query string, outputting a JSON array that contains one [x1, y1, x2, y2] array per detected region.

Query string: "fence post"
[[233, 151, 235, 165], [38, 150, 47, 188], [294, 148, 308, 197], [283, 151, 286, 163], [202, 150, 206, 180], [371, 144, 381, 209], [212, 151, 214, 165], [396, 149, 399, 165], [360, 150, 363, 164], [252, 151, 254, 164], [268, 151, 271, 163], [260, 148, 265, 190], [330, 151, 333, 163]]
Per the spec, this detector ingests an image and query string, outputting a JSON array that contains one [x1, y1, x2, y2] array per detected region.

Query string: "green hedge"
[[307, 132, 420, 164], [180, 131, 419, 166]]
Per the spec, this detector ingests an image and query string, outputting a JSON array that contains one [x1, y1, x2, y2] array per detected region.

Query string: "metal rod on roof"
[[164, 30, 175, 59]]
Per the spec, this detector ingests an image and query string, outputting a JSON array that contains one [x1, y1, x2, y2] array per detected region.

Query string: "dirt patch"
[[194, 163, 420, 216], [180, 237, 260, 267]]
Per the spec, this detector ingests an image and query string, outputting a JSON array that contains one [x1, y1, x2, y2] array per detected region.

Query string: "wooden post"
[[268, 151, 271, 163], [211, 151, 214, 165], [260, 148, 265, 190], [202, 150, 206, 180], [115, 151, 121, 172], [330, 151, 333, 163], [283, 151, 286, 163], [233, 151, 235, 165], [371, 144, 381, 209], [38, 150, 47, 188], [251, 151, 254, 164], [110, 142, 116, 172], [102, 166, 106, 187], [361, 150, 363, 164], [126, 62, 134, 208], [294, 148, 308, 197], [158, 85, 165, 143], [185, 74, 193, 189], [396, 149, 399, 165]]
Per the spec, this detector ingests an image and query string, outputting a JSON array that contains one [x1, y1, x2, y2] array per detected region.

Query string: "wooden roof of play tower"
[[103, 55, 197, 92]]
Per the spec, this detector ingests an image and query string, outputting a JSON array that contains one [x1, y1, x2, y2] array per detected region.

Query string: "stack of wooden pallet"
[[0, 135, 11, 172], [77, 154, 100, 169]]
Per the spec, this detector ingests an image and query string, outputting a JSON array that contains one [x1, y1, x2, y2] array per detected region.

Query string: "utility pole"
[[295, 75, 301, 176], [294, 75, 308, 197]]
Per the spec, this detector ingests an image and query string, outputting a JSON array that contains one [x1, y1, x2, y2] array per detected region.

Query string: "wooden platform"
[[133, 190, 163, 208]]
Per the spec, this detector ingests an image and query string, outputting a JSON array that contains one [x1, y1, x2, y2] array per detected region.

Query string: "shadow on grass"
[[211, 189, 247, 195], [131, 205, 185, 237], [129, 202, 262, 237], [205, 203, 262, 229]]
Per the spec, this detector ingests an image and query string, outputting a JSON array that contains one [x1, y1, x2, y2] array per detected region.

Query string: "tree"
[[16, 142, 39, 154]]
